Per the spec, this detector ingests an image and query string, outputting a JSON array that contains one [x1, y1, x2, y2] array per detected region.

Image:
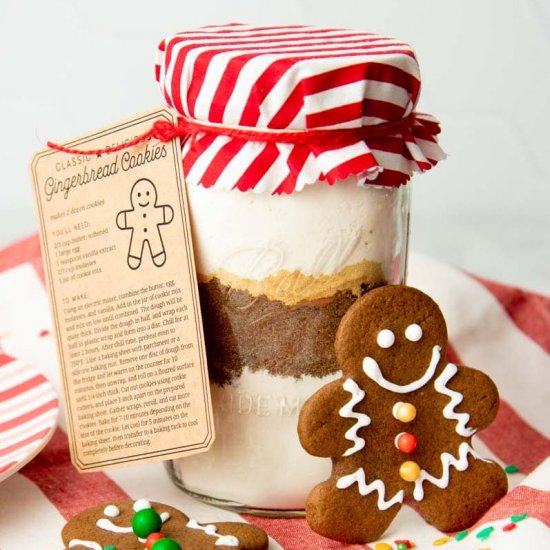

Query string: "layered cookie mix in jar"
[[155, 23, 445, 512]]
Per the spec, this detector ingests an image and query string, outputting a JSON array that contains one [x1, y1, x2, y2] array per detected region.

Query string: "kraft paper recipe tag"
[[30, 107, 214, 472]]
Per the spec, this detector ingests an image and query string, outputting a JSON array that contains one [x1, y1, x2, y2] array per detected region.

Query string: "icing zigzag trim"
[[413, 442, 478, 501], [339, 378, 371, 457], [434, 363, 476, 437], [186, 519, 240, 547], [337, 468, 404, 510]]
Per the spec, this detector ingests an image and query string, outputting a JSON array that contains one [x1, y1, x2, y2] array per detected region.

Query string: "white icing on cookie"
[[339, 378, 371, 456], [434, 363, 476, 437], [363, 345, 441, 393], [186, 519, 240, 547], [205, 524, 218, 535], [69, 540, 102, 550], [215, 535, 241, 547], [133, 498, 151, 511], [96, 518, 134, 534], [336, 468, 404, 510], [413, 442, 479, 500], [405, 323, 422, 342], [103, 504, 120, 517], [376, 329, 395, 348], [187, 519, 201, 529]]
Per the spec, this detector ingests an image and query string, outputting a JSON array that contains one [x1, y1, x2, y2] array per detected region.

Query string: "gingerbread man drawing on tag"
[[116, 178, 174, 269]]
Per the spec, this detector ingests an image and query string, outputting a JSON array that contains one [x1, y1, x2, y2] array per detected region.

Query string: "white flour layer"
[[172, 368, 339, 509], [186, 179, 407, 281]]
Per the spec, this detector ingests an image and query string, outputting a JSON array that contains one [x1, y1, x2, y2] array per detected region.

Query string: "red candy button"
[[146, 533, 165, 549], [395, 432, 417, 454]]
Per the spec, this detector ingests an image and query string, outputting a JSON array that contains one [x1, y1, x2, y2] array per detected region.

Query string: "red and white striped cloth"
[[0, 235, 548, 549], [0, 354, 58, 482], [155, 23, 446, 193]]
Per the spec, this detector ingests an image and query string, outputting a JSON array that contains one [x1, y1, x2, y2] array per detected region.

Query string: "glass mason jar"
[[167, 180, 411, 512], [156, 23, 445, 514]]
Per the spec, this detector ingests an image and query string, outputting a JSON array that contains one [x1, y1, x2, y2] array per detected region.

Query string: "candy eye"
[[405, 324, 422, 342], [376, 329, 395, 348]]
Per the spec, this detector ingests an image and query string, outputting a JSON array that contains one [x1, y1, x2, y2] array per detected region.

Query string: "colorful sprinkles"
[[394, 540, 414, 549], [476, 526, 494, 541], [511, 512, 528, 523], [450, 514, 527, 546], [455, 529, 469, 541], [504, 464, 519, 474]]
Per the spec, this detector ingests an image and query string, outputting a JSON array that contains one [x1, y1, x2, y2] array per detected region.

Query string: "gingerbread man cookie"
[[62, 498, 269, 550], [116, 179, 174, 269], [298, 285, 507, 543]]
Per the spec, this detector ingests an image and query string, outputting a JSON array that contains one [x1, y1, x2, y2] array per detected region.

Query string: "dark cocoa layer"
[[199, 277, 382, 385]]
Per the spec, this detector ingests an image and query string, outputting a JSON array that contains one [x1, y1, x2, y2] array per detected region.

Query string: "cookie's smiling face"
[[335, 286, 448, 389], [130, 179, 157, 209]]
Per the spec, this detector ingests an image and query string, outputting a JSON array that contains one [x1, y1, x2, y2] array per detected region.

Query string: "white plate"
[[0, 354, 59, 483]]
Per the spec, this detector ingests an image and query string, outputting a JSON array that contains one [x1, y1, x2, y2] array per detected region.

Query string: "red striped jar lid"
[[155, 23, 446, 194]]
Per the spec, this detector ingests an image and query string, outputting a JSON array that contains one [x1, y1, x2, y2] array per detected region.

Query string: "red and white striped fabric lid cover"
[[155, 23, 446, 194]]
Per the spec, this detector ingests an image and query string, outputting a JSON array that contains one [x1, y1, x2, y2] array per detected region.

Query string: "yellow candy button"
[[374, 544, 393, 550], [393, 401, 417, 423], [399, 460, 421, 482]]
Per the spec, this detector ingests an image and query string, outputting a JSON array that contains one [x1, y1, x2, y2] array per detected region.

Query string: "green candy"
[[476, 525, 494, 541], [455, 529, 468, 541], [151, 539, 182, 550], [103, 547, 116, 550], [511, 512, 528, 523], [504, 464, 519, 474], [132, 508, 162, 538], [396, 544, 408, 550]]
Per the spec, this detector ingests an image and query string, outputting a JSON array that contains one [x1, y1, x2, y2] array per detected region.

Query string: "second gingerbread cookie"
[[298, 285, 507, 543], [61, 499, 268, 550]]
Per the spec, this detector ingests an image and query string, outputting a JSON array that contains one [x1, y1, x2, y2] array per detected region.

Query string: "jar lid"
[[156, 23, 445, 193]]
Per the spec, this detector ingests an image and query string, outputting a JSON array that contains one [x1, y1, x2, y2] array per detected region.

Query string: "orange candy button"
[[399, 461, 421, 482], [392, 402, 416, 423]]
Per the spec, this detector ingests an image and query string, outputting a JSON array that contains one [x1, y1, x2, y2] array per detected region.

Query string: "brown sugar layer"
[[199, 259, 385, 306], [199, 277, 384, 385]]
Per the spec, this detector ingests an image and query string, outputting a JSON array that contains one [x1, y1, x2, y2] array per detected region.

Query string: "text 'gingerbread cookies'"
[[30, 107, 214, 472]]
